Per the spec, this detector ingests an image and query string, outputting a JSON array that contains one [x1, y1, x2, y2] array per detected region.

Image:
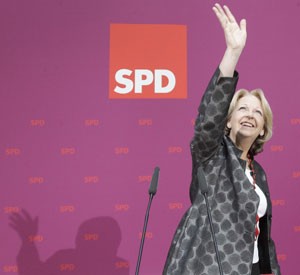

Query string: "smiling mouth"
[[241, 121, 255, 128]]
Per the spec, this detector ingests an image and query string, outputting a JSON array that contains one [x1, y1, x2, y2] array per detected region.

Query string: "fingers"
[[213, 4, 239, 23], [212, 3, 227, 28], [21, 208, 34, 222], [213, 3, 238, 30], [8, 209, 38, 229], [213, 3, 226, 18], [213, 4, 246, 34], [9, 212, 23, 224], [240, 18, 247, 33], [8, 213, 23, 233], [223, 5, 237, 23]]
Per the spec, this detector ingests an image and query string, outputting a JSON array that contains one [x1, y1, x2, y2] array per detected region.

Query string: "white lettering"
[[114, 69, 133, 94], [135, 69, 153, 93], [155, 69, 176, 93], [113, 69, 176, 94]]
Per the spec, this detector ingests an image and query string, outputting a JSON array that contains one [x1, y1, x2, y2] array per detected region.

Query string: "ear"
[[227, 121, 231, 129]]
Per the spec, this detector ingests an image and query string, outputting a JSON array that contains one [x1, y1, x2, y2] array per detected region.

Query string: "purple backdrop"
[[1, 0, 299, 274]]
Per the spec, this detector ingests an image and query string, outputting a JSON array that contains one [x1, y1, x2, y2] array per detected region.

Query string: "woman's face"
[[227, 94, 265, 143]]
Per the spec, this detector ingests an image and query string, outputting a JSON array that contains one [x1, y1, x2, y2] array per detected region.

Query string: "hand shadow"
[[9, 209, 130, 275]]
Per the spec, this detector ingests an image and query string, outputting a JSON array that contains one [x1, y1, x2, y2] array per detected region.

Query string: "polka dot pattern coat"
[[163, 68, 281, 275]]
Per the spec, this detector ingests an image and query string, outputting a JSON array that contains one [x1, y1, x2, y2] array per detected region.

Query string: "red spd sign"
[[109, 24, 187, 99]]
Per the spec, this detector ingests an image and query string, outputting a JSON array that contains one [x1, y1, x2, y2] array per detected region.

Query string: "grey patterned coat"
[[163, 68, 281, 275]]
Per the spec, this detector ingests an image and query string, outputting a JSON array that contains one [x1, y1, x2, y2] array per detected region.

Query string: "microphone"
[[135, 167, 160, 275], [197, 167, 224, 275], [148, 167, 160, 196]]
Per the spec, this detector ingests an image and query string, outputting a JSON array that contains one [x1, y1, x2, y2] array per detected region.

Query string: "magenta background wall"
[[1, 0, 299, 274]]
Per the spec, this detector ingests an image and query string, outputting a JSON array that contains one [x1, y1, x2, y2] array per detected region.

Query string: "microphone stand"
[[135, 193, 154, 275], [135, 167, 160, 275]]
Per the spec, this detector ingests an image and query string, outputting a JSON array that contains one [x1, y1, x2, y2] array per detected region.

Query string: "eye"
[[238, 106, 247, 111], [255, 110, 263, 116]]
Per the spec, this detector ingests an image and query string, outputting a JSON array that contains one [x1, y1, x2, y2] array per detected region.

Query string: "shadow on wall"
[[9, 209, 130, 275]]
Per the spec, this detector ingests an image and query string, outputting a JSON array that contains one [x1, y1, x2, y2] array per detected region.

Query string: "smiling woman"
[[225, 88, 273, 159]]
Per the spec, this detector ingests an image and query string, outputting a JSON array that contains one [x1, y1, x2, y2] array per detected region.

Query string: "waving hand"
[[213, 3, 247, 51], [9, 209, 39, 242], [212, 4, 247, 77]]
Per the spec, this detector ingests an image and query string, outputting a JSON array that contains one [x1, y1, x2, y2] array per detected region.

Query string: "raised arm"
[[213, 3, 247, 77], [9, 209, 44, 275], [191, 4, 246, 164]]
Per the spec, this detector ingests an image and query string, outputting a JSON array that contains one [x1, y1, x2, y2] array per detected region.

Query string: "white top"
[[245, 166, 268, 264]]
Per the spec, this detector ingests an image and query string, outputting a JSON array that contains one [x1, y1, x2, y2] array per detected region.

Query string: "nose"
[[246, 108, 259, 118], [246, 112, 254, 119]]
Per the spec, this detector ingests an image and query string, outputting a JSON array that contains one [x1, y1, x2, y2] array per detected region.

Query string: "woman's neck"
[[229, 134, 253, 160]]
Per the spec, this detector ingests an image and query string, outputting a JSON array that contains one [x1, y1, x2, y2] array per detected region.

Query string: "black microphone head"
[[148, 167, 160, 195], [197, 166, 208, 195]]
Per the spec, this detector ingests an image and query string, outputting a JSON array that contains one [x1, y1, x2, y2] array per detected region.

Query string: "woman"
[[163, 4, 281, 275]]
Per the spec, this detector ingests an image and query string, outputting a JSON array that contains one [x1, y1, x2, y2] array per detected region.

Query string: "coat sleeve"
[[190, 67, 239, 165]]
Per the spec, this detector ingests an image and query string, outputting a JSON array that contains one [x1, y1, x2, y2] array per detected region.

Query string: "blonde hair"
[[225, 89, 273, 156]]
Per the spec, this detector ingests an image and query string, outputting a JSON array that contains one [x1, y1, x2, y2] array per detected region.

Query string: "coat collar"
[[225, 135, 270, 199], [224, 135, 245, 166]]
